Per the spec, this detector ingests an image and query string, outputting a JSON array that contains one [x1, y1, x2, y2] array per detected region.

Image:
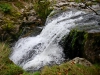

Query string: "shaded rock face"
[[63, 30, 100, 64], [62, 30, 85, 59], [84, 33, 100, 63]]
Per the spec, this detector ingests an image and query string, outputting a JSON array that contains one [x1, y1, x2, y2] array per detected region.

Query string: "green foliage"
[[33, 0, 53, 23], [84, 33, 88, 39], [0, 41, 100, 75], [0, 3, 12, 13], [0, 43, 36, 75], [11, 11, 21, 18], [0, 43, 11, 64], [63, 29, 86, 59], [70, 30, 85, 48], [2, 20, 14, 31], [0, 43, 23, 75], [33, 71, 41, 75], [22, 72, 32, 75], [94, 64, 100, 74], [2, 64, 23, 75], [73, 30, 85, 44]]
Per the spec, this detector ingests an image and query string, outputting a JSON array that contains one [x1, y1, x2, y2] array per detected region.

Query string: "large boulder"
[[63, 28, 100, 64]]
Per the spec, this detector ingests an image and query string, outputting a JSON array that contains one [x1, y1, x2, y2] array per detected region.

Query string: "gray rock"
[[69, 57, 92, 66]]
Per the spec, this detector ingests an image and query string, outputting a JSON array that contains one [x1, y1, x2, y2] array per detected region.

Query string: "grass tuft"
[[41, 62, 100, 75], [0, 3, 12, 14], [0, 43, 23, 75], [33, 0, 53, 23]]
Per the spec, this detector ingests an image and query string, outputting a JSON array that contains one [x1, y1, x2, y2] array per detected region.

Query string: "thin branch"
[[87, 6, 99, 15], [83, 3, 100, 16]]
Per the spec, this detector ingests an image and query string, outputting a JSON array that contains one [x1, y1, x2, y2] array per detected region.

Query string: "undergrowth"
[[0, 42, 100, 75], [33, 0, 53, 23], [0, 43, 41, 75], [0, 3, 12, 14], [0, 43, 23, 75], [41, 62, 100, 75]]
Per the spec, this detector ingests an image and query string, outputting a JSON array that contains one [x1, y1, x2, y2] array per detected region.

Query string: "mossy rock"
[[63, 29, 100, 64], [63, 29, 86, 59], [84, 32, 100, 63]]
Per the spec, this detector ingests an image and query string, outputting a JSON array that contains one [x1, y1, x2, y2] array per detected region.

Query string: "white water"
[[10, 10, 86, 71]]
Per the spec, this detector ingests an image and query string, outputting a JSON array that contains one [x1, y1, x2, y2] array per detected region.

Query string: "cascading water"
[[10, 9, 86, 71]]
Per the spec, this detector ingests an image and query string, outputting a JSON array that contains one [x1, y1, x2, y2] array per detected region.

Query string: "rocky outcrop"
[[63, 29, 100, 64], [52, 0, 100, 11], [0, 0, 100, 42], [0, 1, 42, 42]]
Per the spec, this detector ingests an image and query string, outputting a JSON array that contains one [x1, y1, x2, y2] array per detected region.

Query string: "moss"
[[2, 21, 14, 31], [0, 3, 12, 14], [1, 64, 23, 75], [0, 43, 36, 75], [84, 32, 100, 63], [63, 29, 86, 59], [33, 71, 41, 75], [0, 43, 23, 75], [0, 2, 23, 42], [63, 28, 100, 64], [84, 33, 88, 40], [10, 11, 21, 18], [0, 43, 11, 64]]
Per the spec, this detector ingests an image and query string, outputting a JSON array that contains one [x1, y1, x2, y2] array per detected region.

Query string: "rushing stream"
[[10, 9, 100, 71]]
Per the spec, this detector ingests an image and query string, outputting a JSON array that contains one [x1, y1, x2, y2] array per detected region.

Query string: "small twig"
[[80, 2, 100, 16], [87, 6, 99, 15]]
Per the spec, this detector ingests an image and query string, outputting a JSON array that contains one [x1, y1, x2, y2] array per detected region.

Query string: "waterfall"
[[10, 9, 86, 71]]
